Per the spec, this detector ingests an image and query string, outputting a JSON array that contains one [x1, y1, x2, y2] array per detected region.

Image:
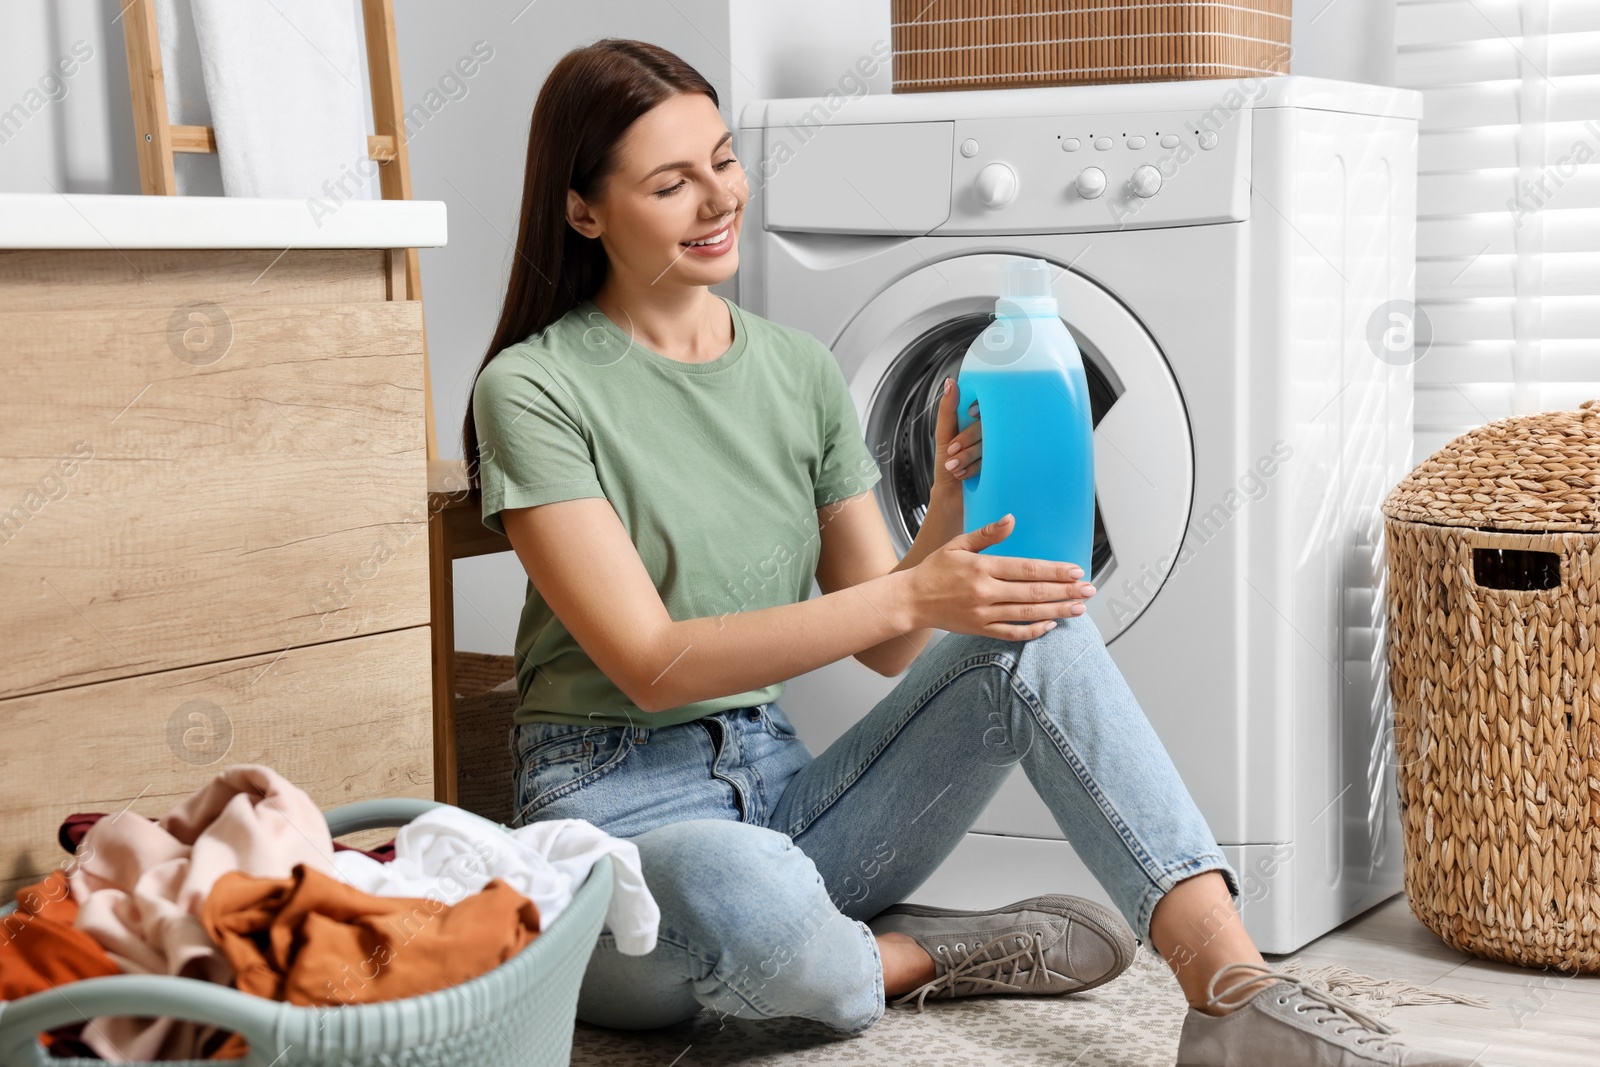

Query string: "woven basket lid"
[[1382, 398, 1600, 532]]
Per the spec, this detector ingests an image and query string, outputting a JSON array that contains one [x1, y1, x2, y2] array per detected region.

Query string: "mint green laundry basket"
[[0, 798, 612, 1067]]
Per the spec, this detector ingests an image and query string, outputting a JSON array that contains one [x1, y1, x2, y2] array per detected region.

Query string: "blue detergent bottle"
[[955, 258, 1095, 575]]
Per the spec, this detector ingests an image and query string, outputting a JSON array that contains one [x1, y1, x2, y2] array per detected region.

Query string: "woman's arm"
[[816, 486, 963, 677], [816, 377, 979, 677], [502, 496, 924, 715]]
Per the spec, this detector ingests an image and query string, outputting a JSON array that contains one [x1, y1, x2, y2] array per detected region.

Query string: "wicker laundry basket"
[[1382, 399, 1600, 973], [0, 798, 613, 1067], [890, 0, 1292, 93], [454, 649, 520, 826]]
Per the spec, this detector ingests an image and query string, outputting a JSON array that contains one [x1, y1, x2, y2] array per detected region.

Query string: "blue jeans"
[[508, 615, 1238, 1035]]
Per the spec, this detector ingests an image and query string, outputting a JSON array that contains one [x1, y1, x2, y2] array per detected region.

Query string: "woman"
[[464, 38, 1467, 1067]]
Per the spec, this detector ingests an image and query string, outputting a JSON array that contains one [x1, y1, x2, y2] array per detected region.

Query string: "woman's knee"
[[1007, 611, 1111, 687], [928, 618, 1119, 750]]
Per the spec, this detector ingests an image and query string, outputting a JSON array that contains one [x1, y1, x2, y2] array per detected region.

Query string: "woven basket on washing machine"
[[889, 0, 1293, 93], [1381, 398, 1600, 973]]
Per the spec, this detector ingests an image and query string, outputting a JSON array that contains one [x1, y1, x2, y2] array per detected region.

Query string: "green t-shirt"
[[471, 294, 883, 729]]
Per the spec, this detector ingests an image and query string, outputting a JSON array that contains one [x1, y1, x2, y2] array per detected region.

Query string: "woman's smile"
[[679, 217, 736, 257]]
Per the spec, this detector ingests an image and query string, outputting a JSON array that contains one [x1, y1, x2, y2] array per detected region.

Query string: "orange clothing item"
[[1, 870, 121, 1002], [1, 869, 250, 1060], [201, 863, 541, 1007], [1, 870, 122, 1056]]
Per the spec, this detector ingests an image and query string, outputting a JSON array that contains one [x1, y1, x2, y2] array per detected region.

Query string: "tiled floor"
[[1272, 894, 1600, 1066]]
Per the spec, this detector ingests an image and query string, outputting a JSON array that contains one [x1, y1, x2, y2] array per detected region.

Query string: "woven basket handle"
[[1458, 527, 1566, 595]]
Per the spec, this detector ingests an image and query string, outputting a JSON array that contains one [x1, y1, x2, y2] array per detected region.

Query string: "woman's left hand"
[[931, 376, 981, 502]]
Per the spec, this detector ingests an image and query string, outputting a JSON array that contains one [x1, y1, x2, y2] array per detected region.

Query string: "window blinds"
[[1395, 0, 1600, 459]]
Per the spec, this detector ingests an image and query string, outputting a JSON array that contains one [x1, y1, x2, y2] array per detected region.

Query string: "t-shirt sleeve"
[[813, 341, 883, 508], [472, 353, 606, 536]]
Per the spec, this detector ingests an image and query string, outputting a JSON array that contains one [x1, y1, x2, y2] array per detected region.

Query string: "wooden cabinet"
[[0, 247, 434, 897]]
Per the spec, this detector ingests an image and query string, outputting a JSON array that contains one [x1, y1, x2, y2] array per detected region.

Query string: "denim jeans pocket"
[[513, 721, 631, 821], [760, 702, 800, 741]]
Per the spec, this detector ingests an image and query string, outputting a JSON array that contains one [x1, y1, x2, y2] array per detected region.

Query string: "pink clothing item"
[[66, 764, 335, 1063]]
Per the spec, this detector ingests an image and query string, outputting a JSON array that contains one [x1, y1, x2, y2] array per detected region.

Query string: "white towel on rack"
[[153, 0, 215, 195], [181, 0, 374, 201], [331, 806, 661, 955]]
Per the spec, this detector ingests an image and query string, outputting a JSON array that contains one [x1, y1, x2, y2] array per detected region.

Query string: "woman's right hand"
[[906, 514, 1094, 639]]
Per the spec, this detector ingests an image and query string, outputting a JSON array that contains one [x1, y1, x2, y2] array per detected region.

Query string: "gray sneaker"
[[1177, 962, 1476, 1066], [867, 894, 1136, 1010]]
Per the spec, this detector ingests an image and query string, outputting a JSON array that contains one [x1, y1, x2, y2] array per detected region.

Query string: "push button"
[[1093, 136, 1113, 151], [1160, 133, 1180, 149], [1198, 130, 1219, 150], [1127, 135, 1146, 149], [1062, 137, 1081, 151]]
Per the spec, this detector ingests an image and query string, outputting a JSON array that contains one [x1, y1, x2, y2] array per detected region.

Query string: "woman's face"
[[567, 91, 748, 290]]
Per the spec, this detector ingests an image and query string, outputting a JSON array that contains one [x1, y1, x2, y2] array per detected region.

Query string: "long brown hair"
[[460, 38, 718, 490]]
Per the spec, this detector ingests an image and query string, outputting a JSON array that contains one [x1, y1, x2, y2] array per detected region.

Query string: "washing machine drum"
[[839, 254, 1194, 641]]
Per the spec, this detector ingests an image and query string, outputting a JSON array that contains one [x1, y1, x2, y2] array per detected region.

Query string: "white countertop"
[[0, 192, 447, 249]]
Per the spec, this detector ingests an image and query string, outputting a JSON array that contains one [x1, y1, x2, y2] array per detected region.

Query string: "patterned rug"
[[570, 945, 1191, 1067], [568, 945, 1491, 1066]]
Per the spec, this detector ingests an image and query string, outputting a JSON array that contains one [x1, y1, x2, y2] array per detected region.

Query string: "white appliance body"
[[736, 76, 1420, 953]]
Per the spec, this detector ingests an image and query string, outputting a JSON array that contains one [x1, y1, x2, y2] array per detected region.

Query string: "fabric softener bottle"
[[955, 258, 1095, 575]]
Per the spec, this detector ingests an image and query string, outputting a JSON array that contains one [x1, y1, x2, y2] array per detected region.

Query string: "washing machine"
[[734, 74, 1421, 953]]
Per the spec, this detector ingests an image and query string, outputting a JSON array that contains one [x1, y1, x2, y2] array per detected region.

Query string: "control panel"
[[936, 110, 1251, 234]]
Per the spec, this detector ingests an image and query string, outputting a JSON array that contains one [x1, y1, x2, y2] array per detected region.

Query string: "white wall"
[[386, 1, 735, 655], [1, 1, 145, 195], [728, 1, 893, 119], [1291, 0, 1397, 85], [2, 0, 1398, 661]]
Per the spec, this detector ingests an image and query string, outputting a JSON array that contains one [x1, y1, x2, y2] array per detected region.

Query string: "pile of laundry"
[[0, 765, 658, 1062]]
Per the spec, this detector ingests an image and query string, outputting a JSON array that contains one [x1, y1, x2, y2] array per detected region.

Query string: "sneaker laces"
[[1203, 961, 1407, 1055], [892, 930, 1051, 1012]]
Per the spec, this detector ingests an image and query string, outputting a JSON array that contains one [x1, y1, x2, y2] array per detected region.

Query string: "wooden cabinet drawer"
[[0, 298, 429, 698], [0, 625, 433, 900]]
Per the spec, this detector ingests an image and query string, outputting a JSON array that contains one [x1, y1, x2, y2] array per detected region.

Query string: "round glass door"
[[836, 254, 1193, 642], [866, 313, 1119, 579]]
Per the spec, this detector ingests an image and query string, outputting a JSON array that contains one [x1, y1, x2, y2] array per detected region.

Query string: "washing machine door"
[[838, 254, 1193, 642]]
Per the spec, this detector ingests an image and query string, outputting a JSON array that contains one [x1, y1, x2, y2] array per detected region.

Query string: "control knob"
[[1130, 164, 1162, 198], [976, 162, 1018, 208]]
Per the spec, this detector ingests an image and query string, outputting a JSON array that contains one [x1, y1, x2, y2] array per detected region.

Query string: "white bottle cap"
[[1003, 258, 1054, 300], [998, 258, 1058, 316]]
